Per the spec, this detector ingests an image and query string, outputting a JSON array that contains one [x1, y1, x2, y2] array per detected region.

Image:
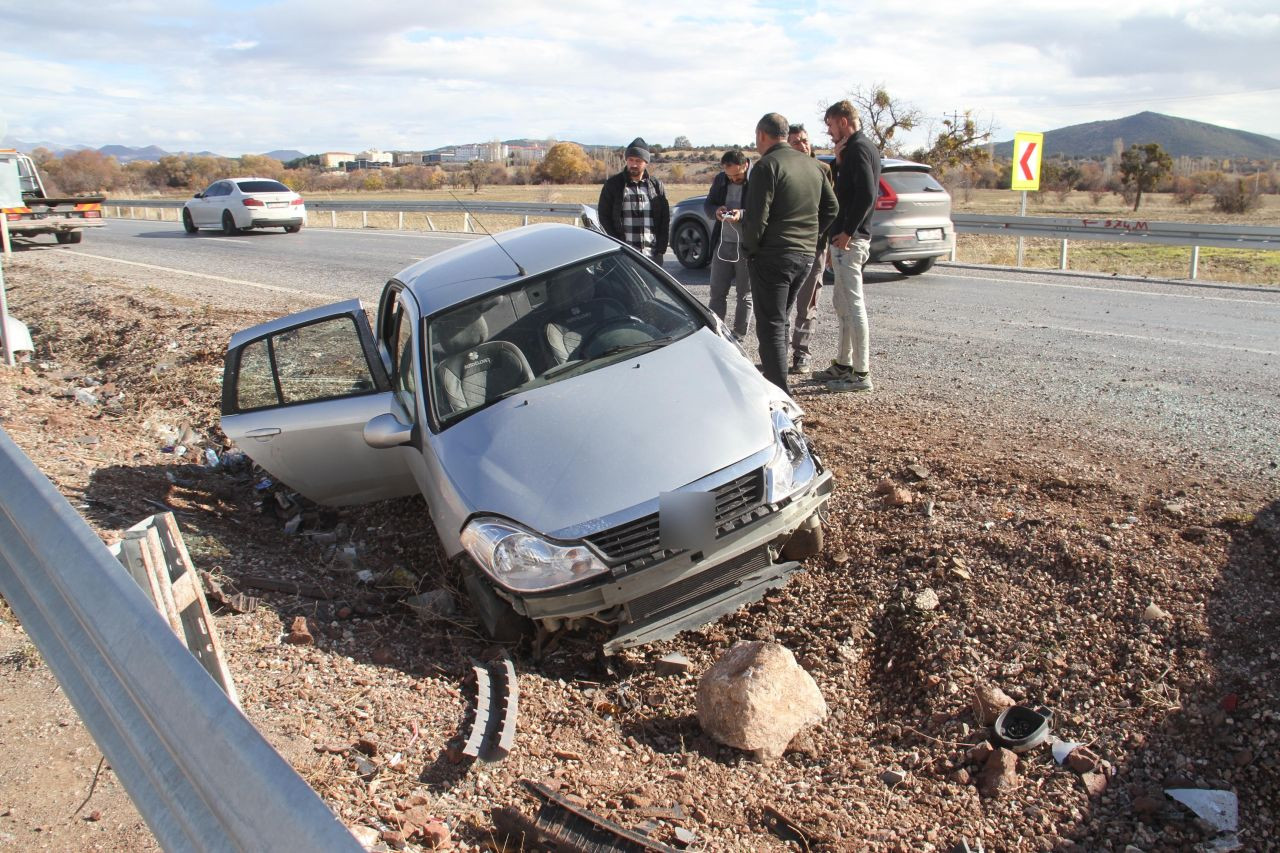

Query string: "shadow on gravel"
[[1058, 497, 1280, 849]]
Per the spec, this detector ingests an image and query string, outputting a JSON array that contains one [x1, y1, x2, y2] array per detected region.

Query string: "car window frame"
[[221, 311, 392, 416]]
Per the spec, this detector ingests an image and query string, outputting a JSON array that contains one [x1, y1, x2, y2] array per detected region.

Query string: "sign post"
[[1011, 131, 1044, 267], [0, 156, 23, 366]]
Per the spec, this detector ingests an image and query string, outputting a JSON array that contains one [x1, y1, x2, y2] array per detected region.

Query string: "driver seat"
[[545, 299, 629, 363], [435, 311, 533, 415]]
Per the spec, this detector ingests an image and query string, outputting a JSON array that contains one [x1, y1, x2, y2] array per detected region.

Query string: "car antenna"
[[448, 190, 527, 277]]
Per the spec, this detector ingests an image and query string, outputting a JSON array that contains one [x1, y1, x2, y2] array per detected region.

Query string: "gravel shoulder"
[[0, 250, 1276, 851]]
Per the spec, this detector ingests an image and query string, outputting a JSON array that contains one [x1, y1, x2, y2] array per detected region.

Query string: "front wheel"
[[221, 210, 239, 236], [284, 224, 302, 234], [55, 231, 83, 245], [892, 256, 937, 276], [673, 219, 710, 269], [182, 208, 197, 234]]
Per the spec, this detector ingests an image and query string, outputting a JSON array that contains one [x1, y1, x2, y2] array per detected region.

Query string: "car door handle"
[[245, 427, 281, 440]]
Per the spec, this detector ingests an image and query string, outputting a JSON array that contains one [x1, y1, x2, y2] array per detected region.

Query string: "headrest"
[[547, 269, 596, 310], [436, 308, 488, 353]]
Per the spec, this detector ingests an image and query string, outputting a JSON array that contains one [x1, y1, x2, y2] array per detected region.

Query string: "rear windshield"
[[883, 171, 946, 193], [236, 180, 291, 193]]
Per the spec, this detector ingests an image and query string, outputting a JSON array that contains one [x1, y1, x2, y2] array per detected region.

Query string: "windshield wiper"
[[595, 336, 676, 359]]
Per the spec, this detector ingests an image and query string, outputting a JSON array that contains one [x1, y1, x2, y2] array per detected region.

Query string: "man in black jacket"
[[597, 137, 669, 263], [703, 149, 752, 339], [813, 100, 881, 392], [742, 113, 838, 394]]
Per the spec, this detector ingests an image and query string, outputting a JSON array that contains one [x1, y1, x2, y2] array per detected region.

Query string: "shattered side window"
[[272, 316, 376, 404], [236, 339, 278, 409]]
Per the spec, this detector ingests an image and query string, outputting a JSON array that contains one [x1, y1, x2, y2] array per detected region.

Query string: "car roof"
[[397, 223, 619, 316]]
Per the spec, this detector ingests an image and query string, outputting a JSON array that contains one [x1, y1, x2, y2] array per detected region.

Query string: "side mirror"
[[363, 412, 413, 449], [193, 192, 203, 198]]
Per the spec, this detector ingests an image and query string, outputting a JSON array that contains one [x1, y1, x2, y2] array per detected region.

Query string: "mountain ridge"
[[993, 111, 1280, 159]]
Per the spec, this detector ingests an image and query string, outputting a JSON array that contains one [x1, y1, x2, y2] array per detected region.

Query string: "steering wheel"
[[583, 315, 663, 358]]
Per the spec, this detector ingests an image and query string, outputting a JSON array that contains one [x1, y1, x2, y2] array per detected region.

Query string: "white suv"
[[183, 178, 306, 235]]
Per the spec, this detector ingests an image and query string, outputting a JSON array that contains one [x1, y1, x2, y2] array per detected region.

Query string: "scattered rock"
[[977, 748, 1018, 797], [673, 826, 698, 847], [880, 768, 907, 787], [404, 589, 457, 622], [913, 588, 940, 612], [285, 616, 313, 645], [1142, 602, 1171, 621], [655, 652, 693, 676], [968, 741, 995, 766], [622, 793, 652, 808], [972, 684, 1016, 726], [885, 487, 914, 507], [1081, 771, 1108, 798], [1233, 749, 1254, 767], [907, 464, 932, 481], [1132, 795, 1164, 817], [1067, 747, 1100, 774], [348, 825, 379, 848], [370, 646, 396, 666], [380, 828, 406, 849], [1180, 525, 1210, 542], [695, 641, 827, 761], [355, 734, 379, 756]]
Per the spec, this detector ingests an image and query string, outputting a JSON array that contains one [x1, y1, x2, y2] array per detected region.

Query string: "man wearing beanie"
[[597, 137, 670, 264]]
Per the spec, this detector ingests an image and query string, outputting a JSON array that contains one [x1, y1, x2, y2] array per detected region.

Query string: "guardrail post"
[[523, 215, 529, 226], [427, 217, 436, 231], [330, 210, 336, 228], [398, 212, 403, 231], [1190, 246, 1200, 280], [362, 211, 368, 229], [464, 213, 471, 233], [130, 207, 137, 220], [1059, 239, 1069, 270]]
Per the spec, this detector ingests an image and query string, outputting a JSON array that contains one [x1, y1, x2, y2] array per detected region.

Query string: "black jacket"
[[831, 131, 881, 241], [597, 169, 670, 256], [742, 143, 838, 258], [702, 168, 750, 246]]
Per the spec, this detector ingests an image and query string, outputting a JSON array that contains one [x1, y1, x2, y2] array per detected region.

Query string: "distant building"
[[508, 145, 546, 164], [344, 159, 386, 171], [393, 151, 426, 166], [454, 142, 508, 163], [356, 149, 393, 165], [319, 152, 355, 169], [425, 151, 458, 164]]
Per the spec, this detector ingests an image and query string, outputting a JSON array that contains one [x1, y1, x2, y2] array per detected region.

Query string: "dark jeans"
[[749, 251, 815, 393]]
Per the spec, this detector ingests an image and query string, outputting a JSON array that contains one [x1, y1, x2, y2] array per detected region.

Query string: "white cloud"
[[0, 0, 1275, 153]]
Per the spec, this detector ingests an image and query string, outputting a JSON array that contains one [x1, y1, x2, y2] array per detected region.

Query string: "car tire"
[[673, 219, 710, 269], [284, 224, 302, 234], [221, 210, 239, 236], [54, 231, 83, 245], [892, 257, 937, 276], [780, 516, 824, 561], [461, 560, 533, 643], [182, 208, 197, 234]]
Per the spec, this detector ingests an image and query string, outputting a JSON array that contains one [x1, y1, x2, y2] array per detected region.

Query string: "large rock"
[[695, 642, 827, 761]]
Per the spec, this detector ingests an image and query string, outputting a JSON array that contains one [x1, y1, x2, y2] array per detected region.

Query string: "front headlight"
[[460, 518, 609, 593], [764, 408, 817, 503]]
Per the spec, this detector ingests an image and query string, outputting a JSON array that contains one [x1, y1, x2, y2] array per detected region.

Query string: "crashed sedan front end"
[[219, 223, 832, 652]]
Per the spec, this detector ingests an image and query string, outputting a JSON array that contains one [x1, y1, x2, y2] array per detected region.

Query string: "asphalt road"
[[47, 219, 1280, 481]]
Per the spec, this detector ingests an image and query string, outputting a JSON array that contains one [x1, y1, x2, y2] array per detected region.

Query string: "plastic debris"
[[254, 478, 273, 491], [204, 448, 220, 467], [74, 388, 99, 406], [1051, 737, 1083, 764], [1165, 788, 1238, 833], [355, 569, 375, 584], [991, 705, 1052, 752]]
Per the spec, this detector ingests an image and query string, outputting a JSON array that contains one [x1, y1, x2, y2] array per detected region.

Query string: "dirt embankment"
[[0, 252, 1276, 851]]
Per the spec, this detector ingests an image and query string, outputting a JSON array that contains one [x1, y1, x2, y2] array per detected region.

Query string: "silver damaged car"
[[220, 223, 832, 651]]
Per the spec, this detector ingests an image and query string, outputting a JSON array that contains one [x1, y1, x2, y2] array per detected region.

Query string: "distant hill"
[[1, 137, 89, 154], [262, 149, 305, 162], [994, 112, 1280, 160], [97, 144, 171, 162]]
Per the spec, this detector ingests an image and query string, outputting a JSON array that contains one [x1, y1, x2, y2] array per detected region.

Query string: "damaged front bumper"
[[502, 466, 834, 653]]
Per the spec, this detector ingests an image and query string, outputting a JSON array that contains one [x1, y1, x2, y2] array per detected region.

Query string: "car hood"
[[431, 328, 779, 538]]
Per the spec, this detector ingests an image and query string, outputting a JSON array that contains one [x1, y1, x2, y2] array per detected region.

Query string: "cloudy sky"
[[2, 0, 1278, 156]]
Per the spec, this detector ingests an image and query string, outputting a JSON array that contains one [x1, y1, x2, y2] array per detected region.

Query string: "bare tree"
[[845, 84, 923, 155]]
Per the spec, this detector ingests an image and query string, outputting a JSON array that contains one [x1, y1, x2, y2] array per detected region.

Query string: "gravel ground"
[[0, 250, 1277, 851]]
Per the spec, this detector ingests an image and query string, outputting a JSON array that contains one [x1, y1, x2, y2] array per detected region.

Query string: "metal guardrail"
[[951, 214, 1280, 250], [0, 427, 362, 852]]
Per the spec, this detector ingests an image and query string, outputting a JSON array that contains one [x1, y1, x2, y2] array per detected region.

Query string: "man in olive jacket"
[[597, 137, 669, 263], [742, 113, 839, 393]]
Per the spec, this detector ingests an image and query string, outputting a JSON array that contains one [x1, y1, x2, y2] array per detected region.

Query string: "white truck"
[[0, 150, 105, 245]]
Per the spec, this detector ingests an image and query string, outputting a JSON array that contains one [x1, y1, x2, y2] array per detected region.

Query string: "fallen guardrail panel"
[[0, 427, 362, 852]]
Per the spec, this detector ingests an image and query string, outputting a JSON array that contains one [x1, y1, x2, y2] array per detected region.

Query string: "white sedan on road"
[[182, 177, 306, 235]]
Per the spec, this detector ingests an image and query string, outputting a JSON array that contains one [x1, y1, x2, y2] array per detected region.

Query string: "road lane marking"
[[932, 271, 1280, 307], [204, 239, 254, 246], [67, 251, 332, 301], [304, 228, 476, 242], [1007, 321, 1278, 356]]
